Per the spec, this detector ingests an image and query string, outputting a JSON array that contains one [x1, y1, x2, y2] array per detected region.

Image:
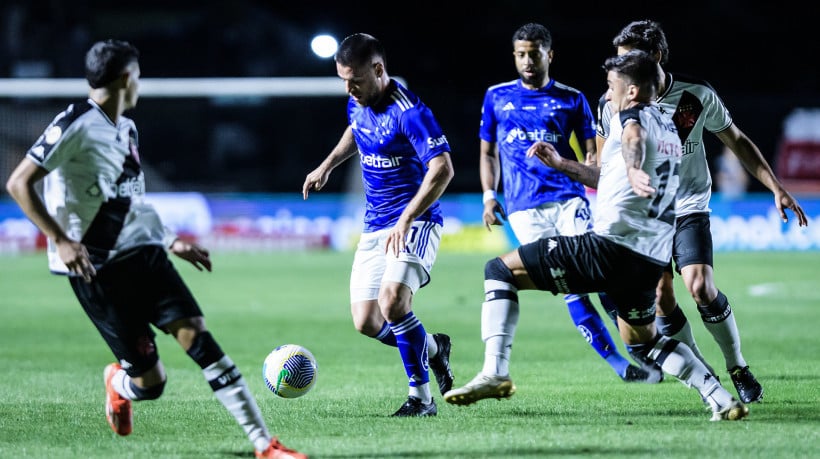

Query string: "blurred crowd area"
[[1, 0, 818, 195]]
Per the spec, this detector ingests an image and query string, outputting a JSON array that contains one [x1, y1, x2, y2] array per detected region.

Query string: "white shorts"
[[507, 196, 592, 245], [350, 221, 441, 302]]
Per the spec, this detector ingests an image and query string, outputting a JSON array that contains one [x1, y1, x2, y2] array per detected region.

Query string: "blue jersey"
[[479, 79, 596, 214], [348, 79, 450, 232]]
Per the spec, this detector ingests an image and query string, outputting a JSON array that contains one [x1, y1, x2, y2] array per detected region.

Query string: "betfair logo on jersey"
[[682, 139, 699, 156], [427, 134, 448, 149], [360, 152, 401, 168], [90, 174, 146, 199], [656, 139, 683, 157], [504, 128, 561, 144]]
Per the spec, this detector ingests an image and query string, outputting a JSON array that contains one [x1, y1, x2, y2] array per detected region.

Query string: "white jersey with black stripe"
[[594, 103, 682, 264], [597, 73, 732, 216], [25, 99, 170, 274]]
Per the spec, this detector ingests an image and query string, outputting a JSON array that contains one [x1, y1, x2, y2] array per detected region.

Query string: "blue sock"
[[565, 294, 630, 377], [389, 312, 430, 387], [374, 321, 398, 346]]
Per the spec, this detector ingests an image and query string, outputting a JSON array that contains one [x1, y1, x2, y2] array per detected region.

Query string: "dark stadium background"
[[1, 0, 817, 195]]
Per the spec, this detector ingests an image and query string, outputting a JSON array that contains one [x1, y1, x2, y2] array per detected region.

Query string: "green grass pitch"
[[1, 250, 818, 458]]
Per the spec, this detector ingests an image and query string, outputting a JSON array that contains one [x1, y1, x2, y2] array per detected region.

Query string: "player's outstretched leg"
[[632, 335, 749, 421], [445, 257, 519, 406]]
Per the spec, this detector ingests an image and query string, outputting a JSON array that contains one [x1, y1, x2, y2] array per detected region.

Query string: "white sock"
[[111, 368, 136, 400], [481, 279, 519, 377], [703, 312, 746, 370], [668, 320, 716, 375], [204, 356, 271, 452], [648, 336, 734, 409], [409, 383, 433, 404]]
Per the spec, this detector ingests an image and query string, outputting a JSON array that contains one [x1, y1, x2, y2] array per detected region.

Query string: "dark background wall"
[[2, 0, 818, 194]]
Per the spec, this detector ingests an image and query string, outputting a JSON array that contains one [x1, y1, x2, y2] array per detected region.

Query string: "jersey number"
[[647, 161, 678, 225]]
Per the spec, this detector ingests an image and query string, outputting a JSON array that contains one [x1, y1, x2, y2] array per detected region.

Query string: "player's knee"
[[682, 270, 713, 304], [186, 331, 225, 369], [131, 379, 166, 401], [485, 257, 514, 284]]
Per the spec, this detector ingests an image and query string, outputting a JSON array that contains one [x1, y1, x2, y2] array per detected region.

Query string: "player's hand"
[[170, 239, 212, 272], [385, 221, 411, 257], [526, 141, 562, 168], [302, 167, 330, 200], [626, 166, 656, 198], [57, 239, 96, 283], [483, 200, 507, 231], [774, 187, 809, 227]]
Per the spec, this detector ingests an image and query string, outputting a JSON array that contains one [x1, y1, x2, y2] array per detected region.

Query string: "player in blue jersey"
[[596, 20, 808, 404], [445, 50, 748, 421], [5, 40, 306, 458], [477, 23, 661, 384], [302, 33, 455, 417]]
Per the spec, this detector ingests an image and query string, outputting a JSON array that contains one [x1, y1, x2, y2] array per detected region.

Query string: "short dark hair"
[[335, 33, 386, 68], [604, 49, 660, 94], [512, 23, 552, 48], [85, 39, 140, 89], [612, 19, 669, 65]]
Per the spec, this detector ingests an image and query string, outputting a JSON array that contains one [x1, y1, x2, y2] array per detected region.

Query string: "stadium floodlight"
[[311, 34, 338, 59]]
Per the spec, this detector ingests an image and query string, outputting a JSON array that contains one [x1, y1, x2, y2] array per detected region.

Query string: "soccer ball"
[[262, 344, 318, 398]]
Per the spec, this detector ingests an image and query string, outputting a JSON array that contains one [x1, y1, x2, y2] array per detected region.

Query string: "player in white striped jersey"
[[596, 20, 808, 404], [445, 50, 748, 421], [478, 22, 660, 385], [302, 33, 455, 417], [5, 39, 305, 459]]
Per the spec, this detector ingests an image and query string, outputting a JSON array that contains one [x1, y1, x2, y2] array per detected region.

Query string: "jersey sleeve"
[[399, 105, 450, 164], [701, 86, 733, 134], [27, 106, 83, 172], [478, 88, 497, 143]]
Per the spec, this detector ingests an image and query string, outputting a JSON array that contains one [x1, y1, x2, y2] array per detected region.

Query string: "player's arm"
[[5, 158, 96, 281], [479, 139, 506, 230], [715, 124, 808, 226], [302, 125, 359, 199], [526, 141, 600, 188], [621, 122, 655, 198], [385, 152, 454, 256]]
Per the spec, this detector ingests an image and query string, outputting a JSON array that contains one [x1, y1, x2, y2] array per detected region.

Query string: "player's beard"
[[520, 68, 546, 88]]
